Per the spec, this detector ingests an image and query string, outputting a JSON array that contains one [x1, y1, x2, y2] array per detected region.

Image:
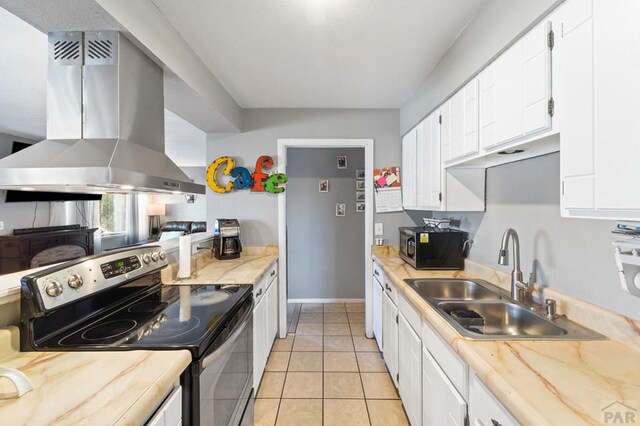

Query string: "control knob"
[[45, 281, 64, 297], [67, 274, 84, 289], [142, 253, 151, 264], [151, 252, 159, 262], [158, 251, 166, 260]]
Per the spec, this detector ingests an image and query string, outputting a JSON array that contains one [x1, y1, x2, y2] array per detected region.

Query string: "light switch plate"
[[0, 221, 4, 230], [375, 223, 383, 236]]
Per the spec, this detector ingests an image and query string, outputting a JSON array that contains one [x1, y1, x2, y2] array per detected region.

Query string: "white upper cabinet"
[[559, 0, 640, 219], [480, 19, 552, 151], [401, 127, 417, 209], [443, 78, 479, 163], [416, 111, 442, 210]]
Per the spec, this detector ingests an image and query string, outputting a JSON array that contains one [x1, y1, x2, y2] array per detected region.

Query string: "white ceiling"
[[151, 0, 485, 109]]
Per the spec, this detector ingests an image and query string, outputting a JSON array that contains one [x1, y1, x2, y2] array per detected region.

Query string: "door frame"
[[277, 138, 375, 338]]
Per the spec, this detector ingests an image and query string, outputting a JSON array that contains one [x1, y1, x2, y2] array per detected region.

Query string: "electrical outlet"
[[0, 221, 4, 231], [375, 223, 383, 236]]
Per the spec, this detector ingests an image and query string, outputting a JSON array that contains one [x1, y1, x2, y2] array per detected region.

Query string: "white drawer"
[[265, 261, 278, 288], [398, 293, 421, 334], [372, 260, 385, 282], [383, 276, 399, 306], [421, 318, 468, 400], [469, 373, 518, 426], [253, 275, 266, 302]]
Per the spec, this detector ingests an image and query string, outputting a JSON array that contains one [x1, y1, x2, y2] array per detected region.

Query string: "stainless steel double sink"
[[405, 278, 605, 340]]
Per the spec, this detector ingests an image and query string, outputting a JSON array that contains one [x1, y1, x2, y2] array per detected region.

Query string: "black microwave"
[[399, 227, 469, 270]]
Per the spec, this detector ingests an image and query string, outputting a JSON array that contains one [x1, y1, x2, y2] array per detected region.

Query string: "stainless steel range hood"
[[0, 31, 205, 195]]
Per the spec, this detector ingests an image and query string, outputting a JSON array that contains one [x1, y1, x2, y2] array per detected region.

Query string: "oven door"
[[196, 300, 253, 426]]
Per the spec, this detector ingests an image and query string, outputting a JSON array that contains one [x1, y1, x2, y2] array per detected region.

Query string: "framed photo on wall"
[[356, 180, 365, 190], [356, 191, 365, 202], [356, 202, 365, 212], [319, 179, 329, 192], [356, 169, 365, 179], [337, 156, 347, 169], [336, 203, 346, 217]]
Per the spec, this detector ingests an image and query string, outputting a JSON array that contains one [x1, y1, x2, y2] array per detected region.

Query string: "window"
[[99, 194, 127, 233]]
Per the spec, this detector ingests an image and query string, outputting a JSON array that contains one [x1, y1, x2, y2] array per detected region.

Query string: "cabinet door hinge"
[[548, 98, 555, 117], [438, 115, 442, 124], [548, 29, 555, 50]]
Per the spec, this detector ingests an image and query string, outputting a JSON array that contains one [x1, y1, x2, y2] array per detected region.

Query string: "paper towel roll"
[[178, 234, 192, 279]]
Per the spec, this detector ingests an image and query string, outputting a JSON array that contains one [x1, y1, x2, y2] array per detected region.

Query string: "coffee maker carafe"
[[213, 219, 242, 260]]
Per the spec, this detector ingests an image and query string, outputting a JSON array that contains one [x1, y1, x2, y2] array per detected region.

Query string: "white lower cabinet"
[[382, 290, 398, 387], [373, 274, 383, 351], [253, 263, 279, 389], [147, 386, 182, 426], [398, 314, 422, 426], [422, 348, 466, 426], [468, 373, 518, 426]]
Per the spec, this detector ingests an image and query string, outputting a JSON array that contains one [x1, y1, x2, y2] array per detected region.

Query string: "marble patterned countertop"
[[162, 245, 279, 285], [373, 246, 640, 426], [0, 327, 191, 425]]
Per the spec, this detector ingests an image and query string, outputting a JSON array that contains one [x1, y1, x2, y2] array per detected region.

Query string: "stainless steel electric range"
[[19, 246, 254, 426]]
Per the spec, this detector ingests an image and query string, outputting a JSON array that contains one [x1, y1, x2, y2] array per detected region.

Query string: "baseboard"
[[288, 298, 365, 304]]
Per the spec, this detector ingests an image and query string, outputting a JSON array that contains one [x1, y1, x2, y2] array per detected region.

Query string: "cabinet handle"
[[385, 284, 392, 292], [374, 270, 379, 276], [270, 270, 276, 277], [256, 289, 263, 297], [491, 420, 502, 426]]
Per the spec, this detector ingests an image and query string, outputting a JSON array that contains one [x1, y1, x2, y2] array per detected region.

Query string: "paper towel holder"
[[613, 238, 640, 298]]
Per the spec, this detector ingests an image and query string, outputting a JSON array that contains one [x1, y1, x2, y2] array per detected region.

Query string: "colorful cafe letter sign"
[[206, 156, 288, 194]]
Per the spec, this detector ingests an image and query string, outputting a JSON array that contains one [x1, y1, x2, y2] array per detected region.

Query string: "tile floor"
[[254, 302, 409, 426]]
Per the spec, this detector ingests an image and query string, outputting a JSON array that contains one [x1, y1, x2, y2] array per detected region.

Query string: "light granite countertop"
[[0, 327, 191, 425], [162, 245, 278, 285], [373, 246, 640, 426]]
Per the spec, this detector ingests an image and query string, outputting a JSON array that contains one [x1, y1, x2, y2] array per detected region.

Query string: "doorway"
[[277, 139, 374, 339], [286, 147, 365, 302]]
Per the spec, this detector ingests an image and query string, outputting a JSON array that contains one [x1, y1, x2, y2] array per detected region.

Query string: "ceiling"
[[151, 0, 485, 109]]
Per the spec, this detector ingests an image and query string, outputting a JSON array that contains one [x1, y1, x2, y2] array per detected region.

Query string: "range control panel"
[[28, 246, 168, 311]]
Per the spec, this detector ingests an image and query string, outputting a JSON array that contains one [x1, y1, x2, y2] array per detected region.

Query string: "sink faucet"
[[497, 228, 530, 303]]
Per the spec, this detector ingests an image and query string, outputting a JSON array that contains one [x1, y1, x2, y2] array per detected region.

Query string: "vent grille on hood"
[[0, 31, 205, 195]]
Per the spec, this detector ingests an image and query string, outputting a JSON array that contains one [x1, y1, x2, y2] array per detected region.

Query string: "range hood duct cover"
[[0, 31, 205, 195]]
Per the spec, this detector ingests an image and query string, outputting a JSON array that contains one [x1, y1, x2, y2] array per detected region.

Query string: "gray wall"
[[400, 0, 562, 135], [207, 109, 410, 246], [287, 148, 365, 300], [0, 133, 52, 234], [411, 153, 640, 320]]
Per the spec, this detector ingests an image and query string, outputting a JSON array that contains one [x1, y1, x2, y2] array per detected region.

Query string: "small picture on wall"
[[336, 203, 346, 217], [356, 191, 365, 202], [356, 202, 365, 212], [356, 180, 365, 190], [337, 156, 347, 169], [355, 169, 365, 179], [319, 179, 329, 192]]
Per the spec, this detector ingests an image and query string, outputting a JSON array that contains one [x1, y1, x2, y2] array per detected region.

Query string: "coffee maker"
[[213, 219, 242, 260]]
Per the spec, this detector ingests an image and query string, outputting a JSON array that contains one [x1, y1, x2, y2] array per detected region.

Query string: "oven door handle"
[[202, 301, 253, 369]]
